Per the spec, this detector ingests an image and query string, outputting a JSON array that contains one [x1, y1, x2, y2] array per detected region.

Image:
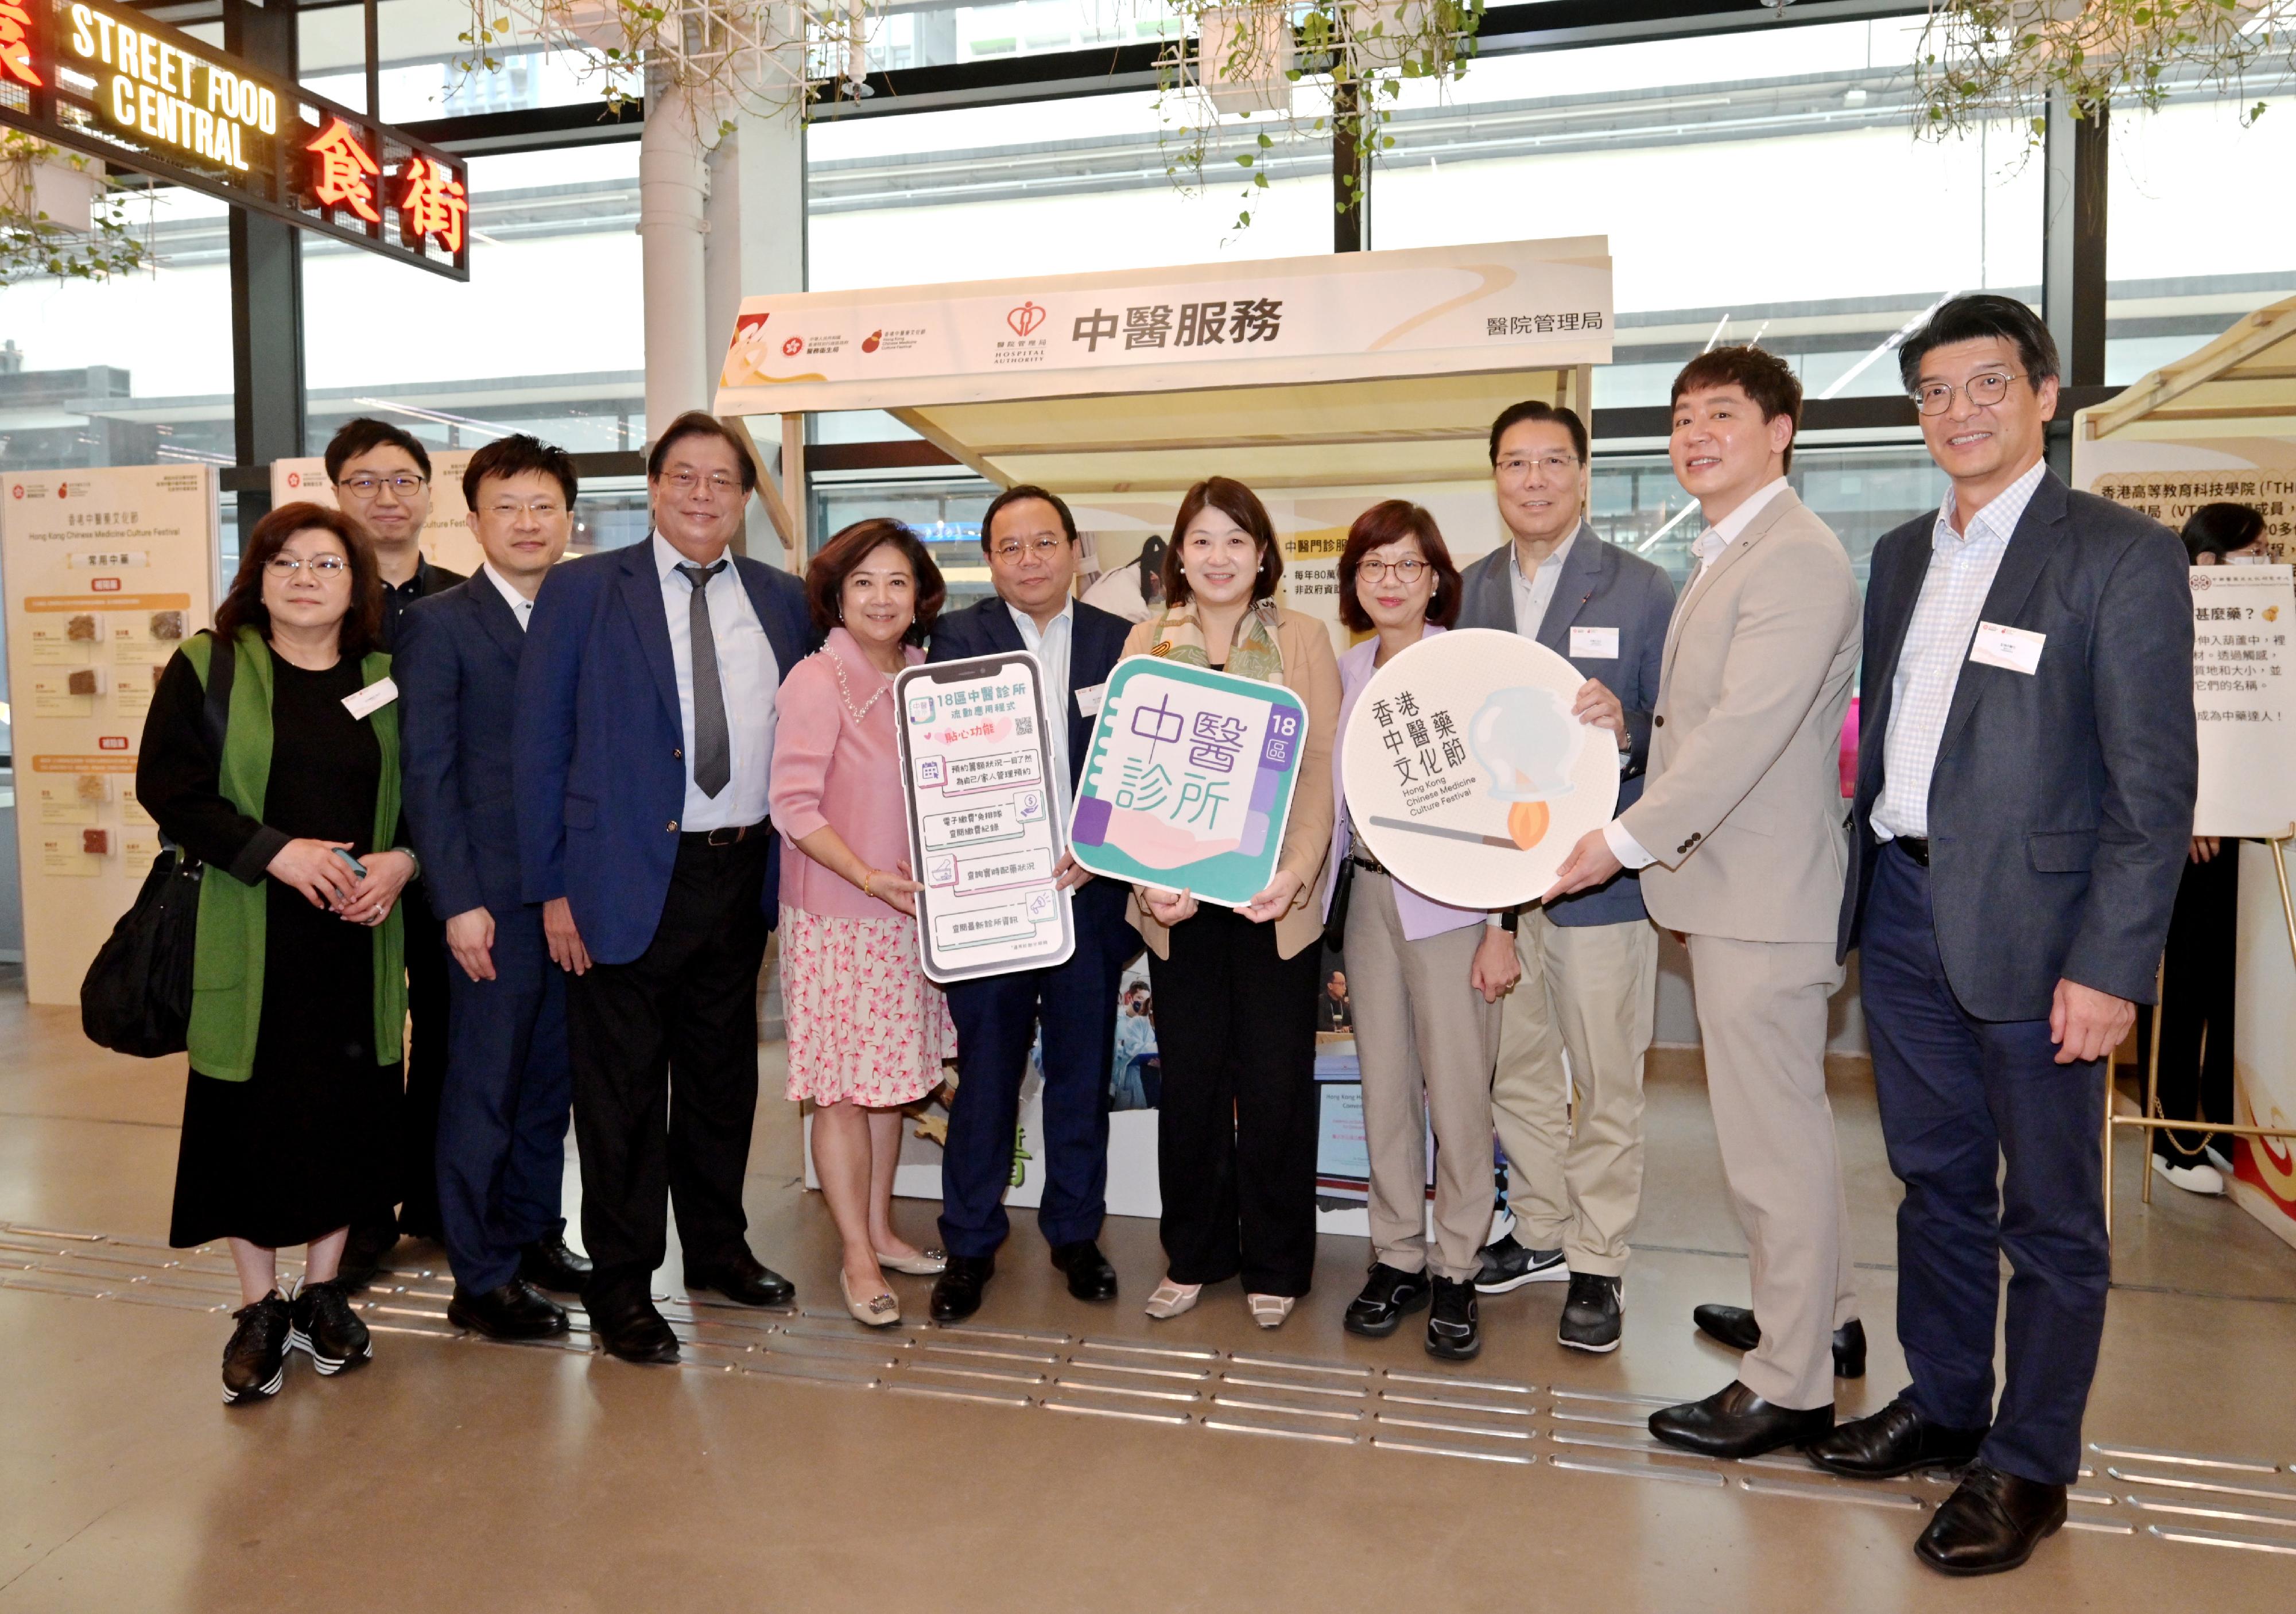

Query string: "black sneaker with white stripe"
[[1472, 1233, 1569, 1294], [288, 1278, 373, 1375], [1558, 1272, 1624, 1353], [221, 1291, 293, 1405]]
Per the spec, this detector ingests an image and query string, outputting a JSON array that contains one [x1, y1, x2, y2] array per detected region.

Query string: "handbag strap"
[[199, 628, 235, 761]]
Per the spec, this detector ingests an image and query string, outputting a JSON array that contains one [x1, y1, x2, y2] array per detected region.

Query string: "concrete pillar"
[[638, 80, 712, 445]]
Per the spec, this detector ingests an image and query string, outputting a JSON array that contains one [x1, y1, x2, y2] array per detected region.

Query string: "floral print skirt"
[[780, 905, 956, 1107]]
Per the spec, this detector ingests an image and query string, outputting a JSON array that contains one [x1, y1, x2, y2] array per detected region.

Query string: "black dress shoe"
[[930, 1256, 994, 1324], [1049, 1240, 1119, 1302], [449, 1279, 570, 1341], [1343, 1263, 1432, 1338], [1917, 1464, 2067, 1576], [336, 1214, 400, 1291], [1807, 1396, 1988, 1479], [1426, 1276, 1481, 1361], [591, 1297, 680, 1364], [519, 1233, 594, 1295], [684, 1249, 796, 1308], [1690, 1303, 1867, 1378], [1649, 1380, 1834, 1459]]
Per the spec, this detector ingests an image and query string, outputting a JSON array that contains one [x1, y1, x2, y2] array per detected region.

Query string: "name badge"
[[1076, 682, 1107, 718], [1569, 626, 1621, 659], [1968, 622, 2044, 676], [342, 677, 399, 719]]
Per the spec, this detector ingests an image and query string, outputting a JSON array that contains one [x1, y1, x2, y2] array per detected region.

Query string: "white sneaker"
[[2205, 1144, 2235, 1175], [2152, 1155, 2226, 1196]]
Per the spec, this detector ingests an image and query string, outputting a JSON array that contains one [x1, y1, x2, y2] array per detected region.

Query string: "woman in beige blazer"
[[1125, 478, 1340, 1329]]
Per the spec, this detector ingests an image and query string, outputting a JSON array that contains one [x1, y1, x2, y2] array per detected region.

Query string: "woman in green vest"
[[137, 502, 416, 1405]]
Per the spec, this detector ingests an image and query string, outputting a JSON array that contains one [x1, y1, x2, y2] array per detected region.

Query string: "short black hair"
[[981, 484, 1077, 550], [325, 417, 432, 484], [1897, 294, 2061, 393], [1488, 401, 1588, 465], [648, 411, 758, 492], [462, 433, 577, 508], [1671, 346, 1804, 474], [2183, 502, 2267, 562]]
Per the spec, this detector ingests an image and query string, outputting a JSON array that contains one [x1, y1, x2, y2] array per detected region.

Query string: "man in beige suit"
[[1545, 346, 1862, 1458]]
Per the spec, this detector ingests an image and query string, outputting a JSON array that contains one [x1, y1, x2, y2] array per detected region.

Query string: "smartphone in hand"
[[332, 847, 370, 880]]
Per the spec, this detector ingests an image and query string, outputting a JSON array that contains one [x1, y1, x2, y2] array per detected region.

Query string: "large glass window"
[[297, 0, 637, 122]]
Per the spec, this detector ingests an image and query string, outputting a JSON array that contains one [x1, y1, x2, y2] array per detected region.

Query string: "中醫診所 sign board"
[[896, 650, 1075, 983], [1068, 655, 1308, 910]]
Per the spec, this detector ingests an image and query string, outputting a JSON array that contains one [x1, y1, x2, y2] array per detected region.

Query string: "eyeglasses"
[[265, 554, 348, 576], [1912, 372, 2027, 416], [661, 469, 743, 499], [338, 474, 426, 496], [991, 536, 1069, 561], [486, 499, 568, 519], [1358, 557, 1429, 583], [1496, 454, 1583, 476]]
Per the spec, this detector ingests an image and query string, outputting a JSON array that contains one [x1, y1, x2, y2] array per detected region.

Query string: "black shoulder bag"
[[79, 633, 235, 1057]]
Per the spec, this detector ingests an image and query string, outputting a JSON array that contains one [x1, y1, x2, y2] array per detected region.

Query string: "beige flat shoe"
[[1247, 1293, 1296, 1329], [840, 1272, 901, 1328], [874, 1247, 948, 1276], [1144, 1278, 1201, 1320]]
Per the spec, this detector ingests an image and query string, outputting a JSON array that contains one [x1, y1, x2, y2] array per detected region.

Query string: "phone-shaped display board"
[[895, 650, 1077, 984]]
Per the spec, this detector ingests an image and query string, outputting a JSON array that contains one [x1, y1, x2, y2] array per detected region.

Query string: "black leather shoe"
[[684, 1248, 796, 1308], [1691, 1303, 1867, 1378], [518, 1232, 593, 1295], [1049, 1240, 1119, 1302], [1343, 1263, 1432, 1338], [449, 1279, 570, 1341], [1649, 1380, 1833, 1459], [1917, 1464, 2067, 1576], [591, 1297, 680, 1364], [336, 1213, 399, 1292], [1558, 1272, 1623, 1353], [220, 1291, 293, 1405], [1426, 1276, 1481, 1361], [930, 1256, 994, 1324], [1807, 1396, 1988, 1479]]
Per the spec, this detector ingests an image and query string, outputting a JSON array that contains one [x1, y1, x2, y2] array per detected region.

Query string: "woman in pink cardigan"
[[770, 519, 954, 1328]]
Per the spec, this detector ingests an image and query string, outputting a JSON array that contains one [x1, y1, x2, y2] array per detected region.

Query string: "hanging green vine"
[[1, 134, 152, 284]]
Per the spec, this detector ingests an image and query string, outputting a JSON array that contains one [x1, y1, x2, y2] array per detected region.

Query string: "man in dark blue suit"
[[924, 486, 1137, 1322], [398, 434, 591, 1340], [514, 412, 813, 1364], [1814, 297, 2195, 1574]]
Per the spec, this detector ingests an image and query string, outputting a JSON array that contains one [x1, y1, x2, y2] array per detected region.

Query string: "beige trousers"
[[1685, 932, 1860, 1411], [1491, 910, 1659, 1277], [1344, 872, 1500, 1283]]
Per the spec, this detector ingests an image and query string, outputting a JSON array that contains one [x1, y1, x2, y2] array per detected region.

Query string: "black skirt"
[[169, 655, 402, 1250]]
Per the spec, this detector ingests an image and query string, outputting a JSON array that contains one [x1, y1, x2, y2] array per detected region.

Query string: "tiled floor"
[[3, 975, 2292, 1611]]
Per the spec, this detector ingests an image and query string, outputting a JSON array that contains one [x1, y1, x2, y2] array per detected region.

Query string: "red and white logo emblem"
[[1007, 302, 1046, 338], [782, 336, 804, 357]]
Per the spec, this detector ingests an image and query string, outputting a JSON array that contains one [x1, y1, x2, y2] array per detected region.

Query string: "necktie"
[[677, 560, 732, 798]]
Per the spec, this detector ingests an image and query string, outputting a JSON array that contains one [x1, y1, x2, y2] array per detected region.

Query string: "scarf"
[[1144, 599, 1286, 685]]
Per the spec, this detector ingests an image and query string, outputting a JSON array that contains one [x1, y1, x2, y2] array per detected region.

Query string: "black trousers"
[[397, 884, 451, 1237], [568, 833, 769, 1312], [2154, 848, 2237, 1161], [1145, 905, 1323, 1296]]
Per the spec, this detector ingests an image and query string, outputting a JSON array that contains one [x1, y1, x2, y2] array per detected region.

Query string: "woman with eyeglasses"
[[138, 503, 420, 1404], [1320, 502, 1521, 1361]]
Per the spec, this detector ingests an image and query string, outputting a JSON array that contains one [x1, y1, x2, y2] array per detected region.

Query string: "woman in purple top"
[[770, 519, 955, 1329], [1322, 501, 1521, 1362]]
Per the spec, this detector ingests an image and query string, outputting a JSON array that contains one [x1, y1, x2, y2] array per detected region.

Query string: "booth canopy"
[[2081, 293, 2296, 444]]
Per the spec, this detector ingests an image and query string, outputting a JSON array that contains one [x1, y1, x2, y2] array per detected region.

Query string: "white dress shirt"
[[1010, 598, 1075, 818], [1870, 457, 2048, 842], [1509, 527, 1577, 638], [653, 532, 778, 832], [1601, 477, 1793, 871], [480, 561, 536, 630]]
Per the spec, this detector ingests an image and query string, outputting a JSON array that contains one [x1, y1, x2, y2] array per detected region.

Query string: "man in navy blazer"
[[1452, 400, 1676, 1355], [1813, 297, 2195, 1575], [514, 413, 813, 1364], [398, 435, 591, 1340], [924, 486, 1137, 1322]]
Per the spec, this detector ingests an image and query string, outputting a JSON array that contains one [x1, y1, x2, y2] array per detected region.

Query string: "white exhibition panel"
[[2, 465, 218, 1005]]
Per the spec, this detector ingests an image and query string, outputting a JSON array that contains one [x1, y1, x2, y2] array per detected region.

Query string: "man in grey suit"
[[1546, 347, 1863, 1457], [1454, 401, 1676, 1353], [1810, 296, 2194, 1576]]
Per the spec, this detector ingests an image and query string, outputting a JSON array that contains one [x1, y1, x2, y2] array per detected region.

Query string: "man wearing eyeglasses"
[[1452, 401, 1676, 1354], [325, 417, 467, 1283], [921, 484, 1135, 1322], [514, 411, 813, 1364], [1812, 295, 2194, 1576]]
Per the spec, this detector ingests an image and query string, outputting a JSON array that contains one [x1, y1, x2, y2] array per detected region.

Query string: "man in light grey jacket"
[[1453, 401, 1675, 1354], [1545, 347, 1863, 1458]]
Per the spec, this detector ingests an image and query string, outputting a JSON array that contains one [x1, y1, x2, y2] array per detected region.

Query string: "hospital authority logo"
[[1007, 301, 1046, 337]]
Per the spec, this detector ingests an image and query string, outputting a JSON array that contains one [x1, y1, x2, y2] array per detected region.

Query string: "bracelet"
[[862, 868, 876, 900]]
